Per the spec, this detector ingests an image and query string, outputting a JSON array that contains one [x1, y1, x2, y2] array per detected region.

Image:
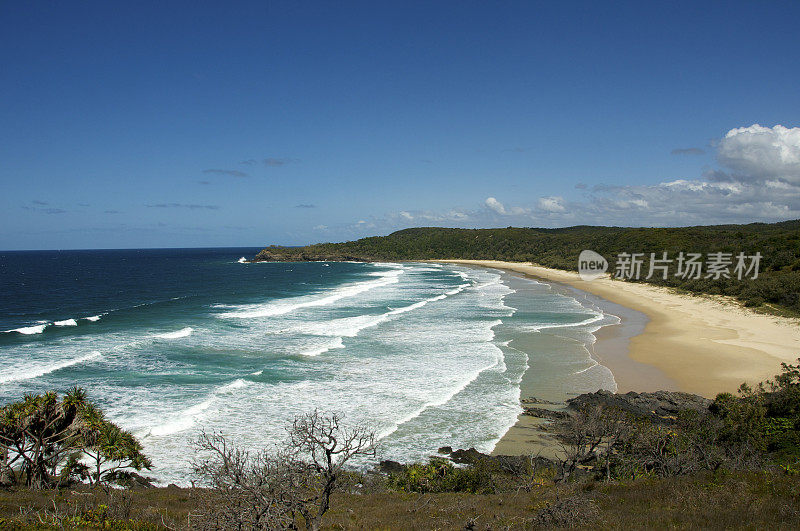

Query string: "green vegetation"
[[256, 219, 800, 314], [2, 360, 800, 528], [5, 471, 800, 529], [387, 457, 495, 494], [556, 359, 800, 486], [0, 388, 151, 490]]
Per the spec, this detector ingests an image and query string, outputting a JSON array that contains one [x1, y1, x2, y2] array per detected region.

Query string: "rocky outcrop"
[[379, 460, 405, 473], [380, 390, 712, 474], [436, 447, 557, 473], [522, 407, 571, 420], [565, 390, 712, 423], [253, 247, 371, 262], [521, 397, 561, 406]]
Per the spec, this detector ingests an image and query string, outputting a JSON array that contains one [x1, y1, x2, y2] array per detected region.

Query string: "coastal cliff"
[[253, 246, 370, 262]]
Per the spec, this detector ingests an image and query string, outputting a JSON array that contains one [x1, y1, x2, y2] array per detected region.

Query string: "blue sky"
[[2, 1, 799, 250]]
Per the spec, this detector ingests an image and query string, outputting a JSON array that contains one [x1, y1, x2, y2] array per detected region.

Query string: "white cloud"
[[336, 124, 800, 234], [717, 124, 800, 184], [485, 197, 507, 215], [447, 210, 469, 221], [537, 196, 566, 212], [485, 197, 529, 215]]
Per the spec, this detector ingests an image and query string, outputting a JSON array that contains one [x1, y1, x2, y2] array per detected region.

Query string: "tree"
[[709, 388, 767, 465], [0, 388, 150, 489], [557, 405, 629, 482], [193, 432, 300, 529], [0, 388, 87, 488], [764, 358, 800, 419], [287, 410, 376, 530], [193, 410, 376, 530], [74, 403, 152, 486]]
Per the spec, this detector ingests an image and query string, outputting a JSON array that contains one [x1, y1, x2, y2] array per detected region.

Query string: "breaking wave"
[[155, 327, 194, 339], [0, 351, 102, 384], [216, 268, 404, 319]]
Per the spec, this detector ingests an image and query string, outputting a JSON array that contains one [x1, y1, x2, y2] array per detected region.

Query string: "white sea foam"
[[445, 283, 470, 295], [148, 398, 215, 437], [54, 319, 78, 327], [237, 256, 247, 263], [155, 327, 194, 339], [526, 312, 605, 332], [5, 324, 49, 334], [376, 341, 506, 442], [290, 283, 471, 339], [84, 315, 102, 322], [218, 378, 248, 392], [299, 337, 345, 356], [147, 378, 253, 436], [0, 260, 540, 486], [6, 263, 522, 484], [217, 268, 404, 319], [0, 351, 102, 384], [572, 358, 600, 375]]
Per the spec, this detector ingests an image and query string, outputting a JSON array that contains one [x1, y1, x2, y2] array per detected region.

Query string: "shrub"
[[387, 457, 495, 494], [530, 494, 599, 528]]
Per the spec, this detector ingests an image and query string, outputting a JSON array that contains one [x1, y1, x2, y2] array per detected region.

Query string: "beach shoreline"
[[436, 260, 800, 457]]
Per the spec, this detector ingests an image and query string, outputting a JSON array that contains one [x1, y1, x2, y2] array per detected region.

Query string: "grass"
[[2, 470, 800, 529]]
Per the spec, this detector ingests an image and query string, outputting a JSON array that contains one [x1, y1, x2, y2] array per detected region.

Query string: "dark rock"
[[449, 447, 485, 464], [566, 390, 712, 423], [131, 473, 156, 489], [439, 448, 559, 474], [523, 406, 571, 420], [437, 446, 453, 454], [379, 460, 405, 474], [521, 397, 562, 405]]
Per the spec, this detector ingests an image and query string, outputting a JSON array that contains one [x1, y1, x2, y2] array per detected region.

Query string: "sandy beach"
[[437, 260, 800, 456]]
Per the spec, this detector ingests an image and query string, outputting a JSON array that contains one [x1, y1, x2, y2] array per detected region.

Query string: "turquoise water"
[[0, 249, 616, 484]]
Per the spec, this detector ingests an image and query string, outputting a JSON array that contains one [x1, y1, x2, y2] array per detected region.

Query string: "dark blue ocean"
[[0, 248, 616, 483]]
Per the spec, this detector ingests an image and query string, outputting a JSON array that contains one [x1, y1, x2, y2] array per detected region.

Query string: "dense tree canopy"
[[256, 220, 800, 314]]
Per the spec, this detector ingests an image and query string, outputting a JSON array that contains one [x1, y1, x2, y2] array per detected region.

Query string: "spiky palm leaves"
[[0, 387, 150, 488]]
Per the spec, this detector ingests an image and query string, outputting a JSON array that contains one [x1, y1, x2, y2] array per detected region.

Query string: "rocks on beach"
[[565, 390, 712, 423], [379, 389, 712, 474]]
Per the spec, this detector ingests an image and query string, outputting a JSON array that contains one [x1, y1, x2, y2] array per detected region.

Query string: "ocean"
[[0, 248, 617, 484]]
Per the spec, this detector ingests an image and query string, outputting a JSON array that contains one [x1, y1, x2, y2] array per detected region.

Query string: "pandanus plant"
[[0, 387, 150, 488]]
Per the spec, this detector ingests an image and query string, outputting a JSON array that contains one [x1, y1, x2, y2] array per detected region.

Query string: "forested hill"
[[255, 220, 800, 314]]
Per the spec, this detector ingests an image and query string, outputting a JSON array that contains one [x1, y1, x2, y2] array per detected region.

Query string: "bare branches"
[[557, 405, 630, 482], [556, 400, 769, 482], [193, 410, 376, 530], [193, 431, 300, 529], [288, 410, 376, 472]]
